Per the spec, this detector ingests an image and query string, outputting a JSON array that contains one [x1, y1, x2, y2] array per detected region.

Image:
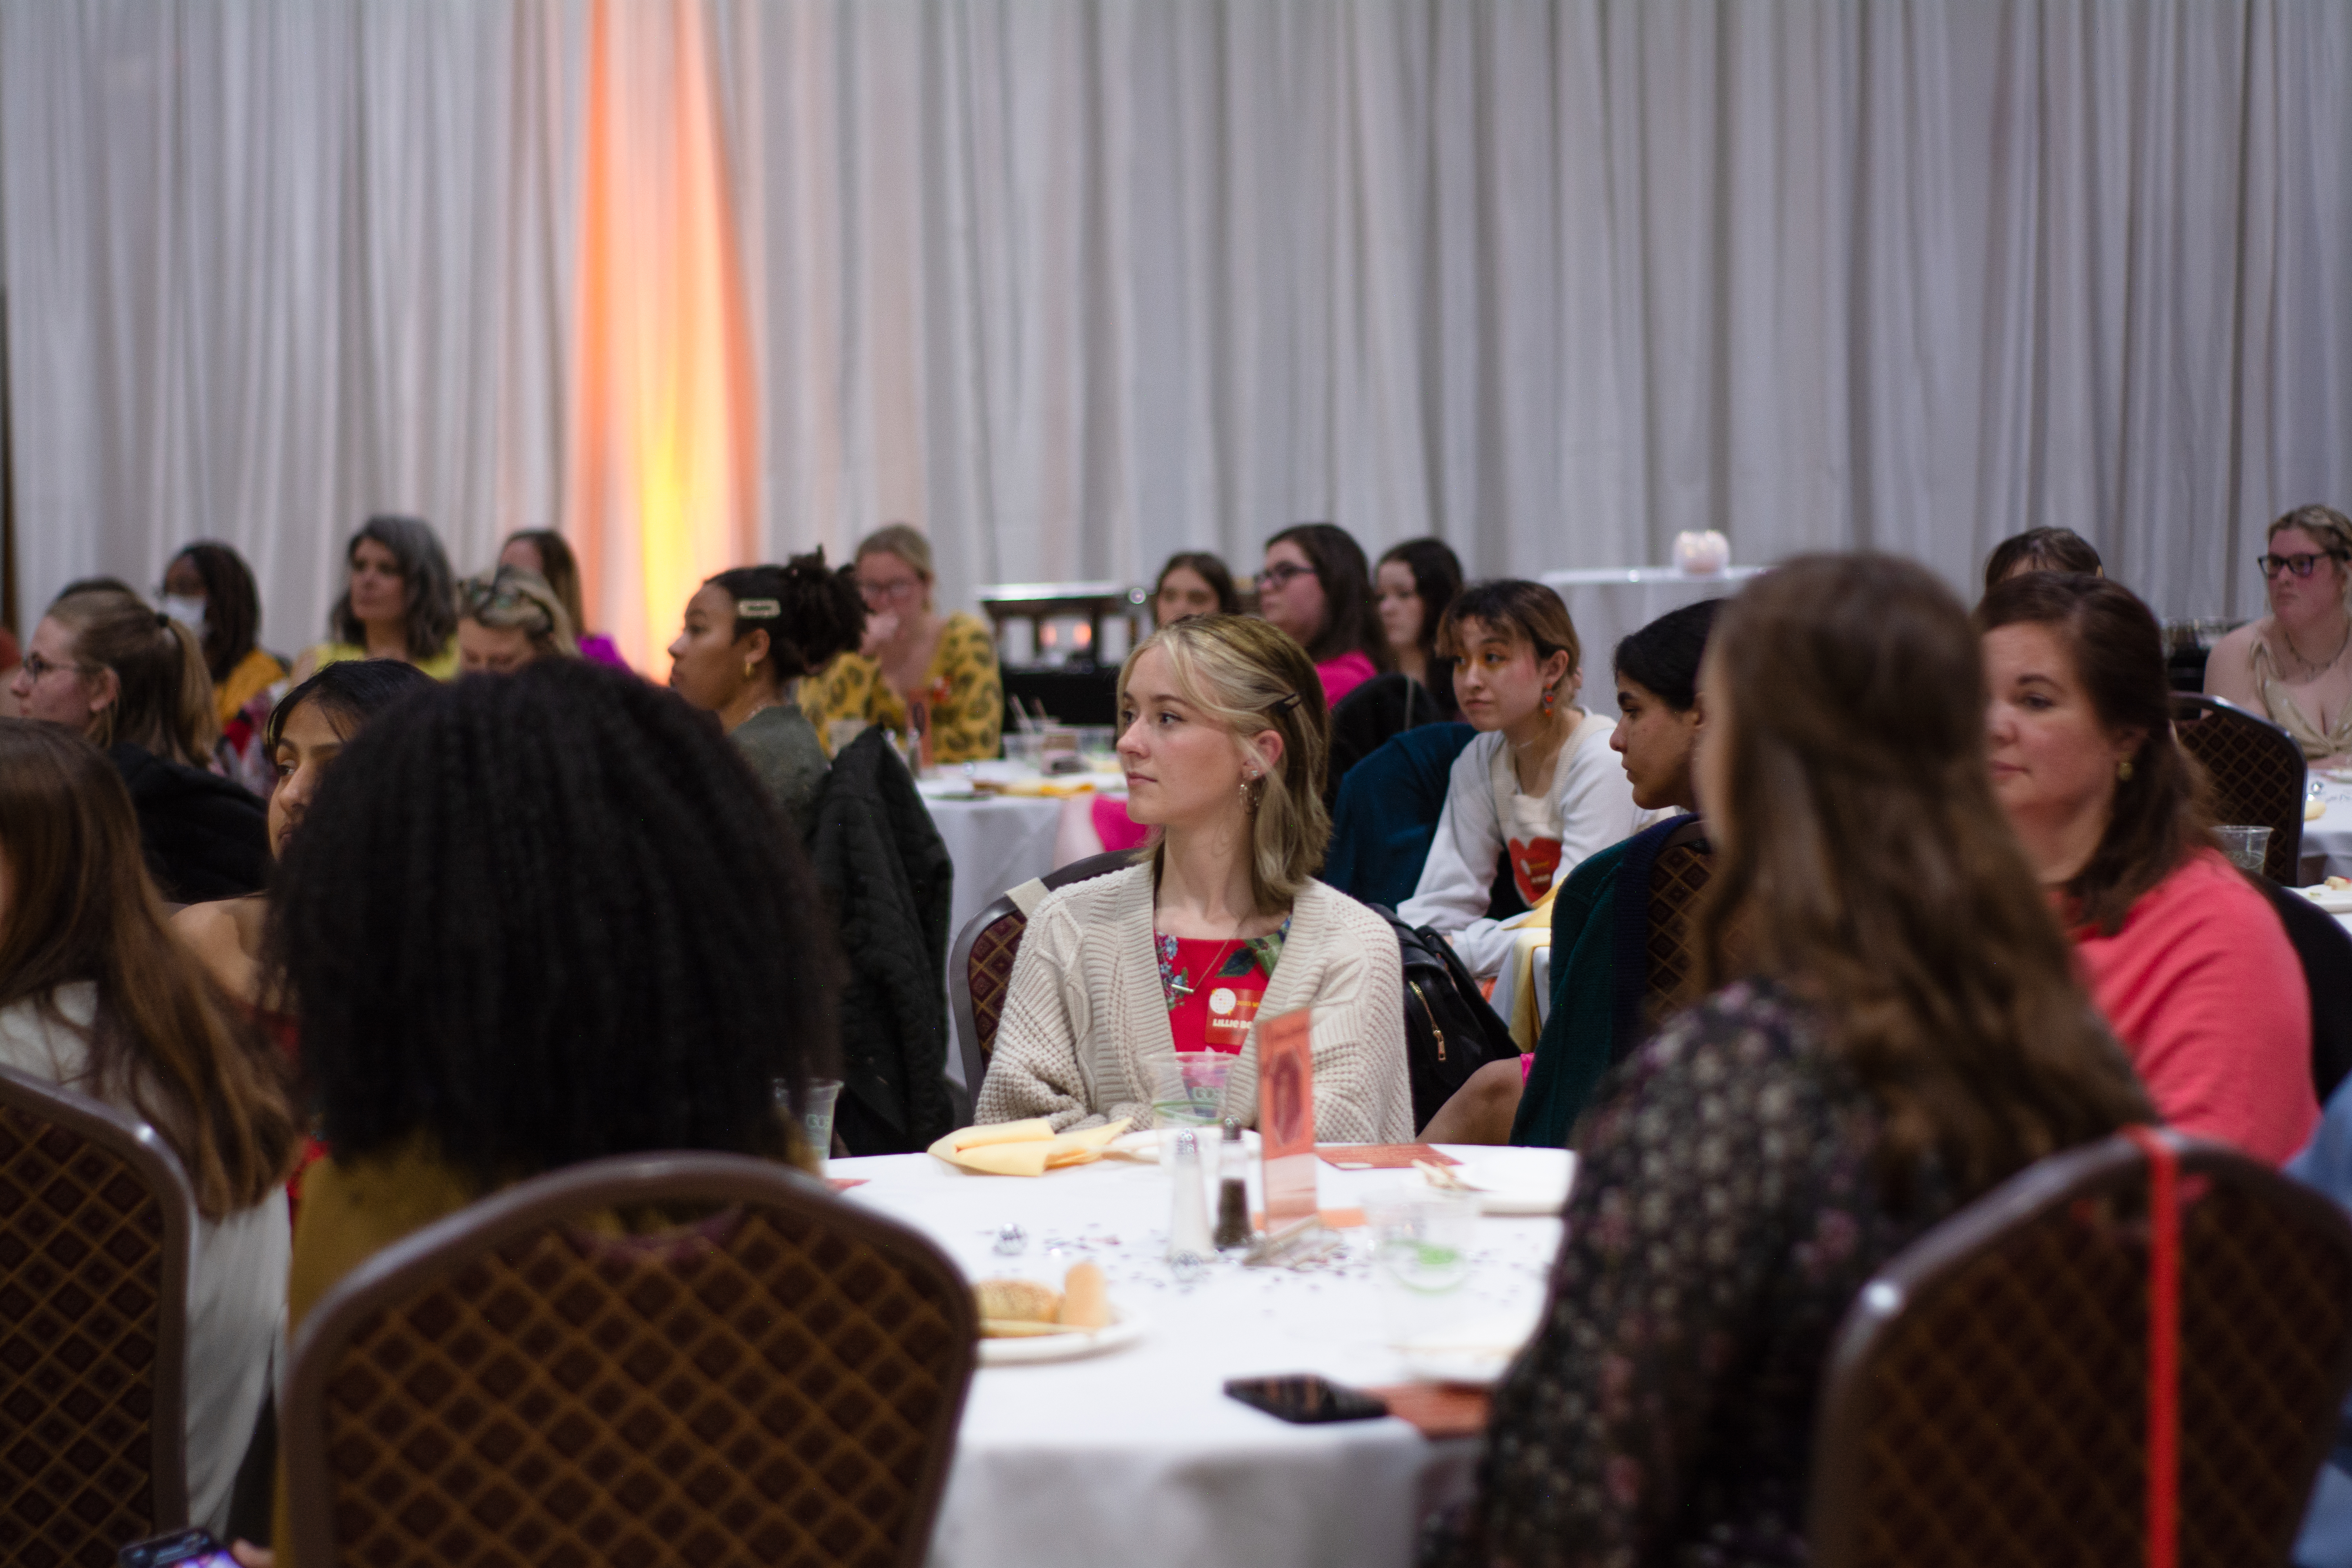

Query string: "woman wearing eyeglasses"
[[2207, 504, 2352, 763], [803, 524, 1003, 765], [1256, 523, 1391, 707]]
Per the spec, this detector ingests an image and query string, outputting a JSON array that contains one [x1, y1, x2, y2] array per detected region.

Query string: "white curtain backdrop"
[[7, 0, 2350, 658]]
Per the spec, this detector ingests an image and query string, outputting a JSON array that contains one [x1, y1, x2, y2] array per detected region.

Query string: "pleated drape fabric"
[[5, 1, 2349, 668]]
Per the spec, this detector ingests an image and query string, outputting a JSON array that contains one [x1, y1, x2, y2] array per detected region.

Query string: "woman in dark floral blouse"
[[1424, 554, 2152, 1568]]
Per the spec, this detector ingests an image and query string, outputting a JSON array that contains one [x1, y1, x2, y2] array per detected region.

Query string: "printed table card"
[[1256, 1007, 1317, 1230]]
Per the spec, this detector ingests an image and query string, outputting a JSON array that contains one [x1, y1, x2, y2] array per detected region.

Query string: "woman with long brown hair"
[[1425, 556, 2151, 1567], [1981, 570, 2316, 1163], [0, 720, 301, 1539]]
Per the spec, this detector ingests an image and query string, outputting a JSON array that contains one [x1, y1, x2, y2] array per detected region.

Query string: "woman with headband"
[[975, 614, 1411, 1142]]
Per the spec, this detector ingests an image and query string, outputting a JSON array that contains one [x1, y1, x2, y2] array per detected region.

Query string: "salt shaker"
[[1167, 1130, 1215, 1262]]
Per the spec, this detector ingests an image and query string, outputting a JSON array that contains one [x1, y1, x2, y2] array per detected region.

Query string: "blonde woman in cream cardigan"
[[975, 615, 1412, 1144]]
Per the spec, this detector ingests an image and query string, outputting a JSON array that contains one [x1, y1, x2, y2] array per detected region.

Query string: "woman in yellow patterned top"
[[806, 523, 1003, 764]]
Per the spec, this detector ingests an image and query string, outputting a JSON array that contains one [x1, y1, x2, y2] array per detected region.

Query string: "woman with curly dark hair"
[[1426, 556, 2150, 1567], [667, 552, 867, 835]]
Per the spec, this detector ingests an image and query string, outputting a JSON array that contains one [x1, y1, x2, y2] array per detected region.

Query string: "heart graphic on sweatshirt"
[[1509, 837, 1563, 904]]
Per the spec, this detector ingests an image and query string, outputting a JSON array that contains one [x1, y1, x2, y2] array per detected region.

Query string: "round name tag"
[[1209, 987, 1238, 1015]]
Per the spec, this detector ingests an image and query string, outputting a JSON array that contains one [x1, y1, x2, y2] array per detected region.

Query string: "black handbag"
[[1371, 904, 1522, 1133]]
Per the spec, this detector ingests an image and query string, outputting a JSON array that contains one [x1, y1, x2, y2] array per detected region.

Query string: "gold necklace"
[[2281, 615, 2352, 679]]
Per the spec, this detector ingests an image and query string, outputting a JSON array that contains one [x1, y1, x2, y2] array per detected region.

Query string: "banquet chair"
[[282, 1152, 976, 1568], [0, 1064, 195, 1568], [947, 849, 1134, 1117], [1643, 819, 1713, 1022], [2173, 694, 2306, 881], [1809, 1129, 2352, 1568]]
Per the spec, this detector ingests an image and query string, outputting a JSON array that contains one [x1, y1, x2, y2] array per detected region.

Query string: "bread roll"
[[974, 1277, 1062, 1324]]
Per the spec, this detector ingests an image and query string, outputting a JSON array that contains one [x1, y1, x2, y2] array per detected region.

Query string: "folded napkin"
[[927, 1117, 1132, 1176], [2309, 797, 2328, 822], [977, 776, 1099, 798]]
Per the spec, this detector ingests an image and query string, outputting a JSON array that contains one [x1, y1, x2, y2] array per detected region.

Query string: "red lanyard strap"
[[2122, 1126, 2180, 1568]]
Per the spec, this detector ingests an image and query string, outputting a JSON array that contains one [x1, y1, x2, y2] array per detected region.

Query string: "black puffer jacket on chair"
[[804, 727, 957, 1154]]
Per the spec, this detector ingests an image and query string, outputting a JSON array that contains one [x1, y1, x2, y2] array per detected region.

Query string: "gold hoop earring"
[[744, 658, 757, 680]]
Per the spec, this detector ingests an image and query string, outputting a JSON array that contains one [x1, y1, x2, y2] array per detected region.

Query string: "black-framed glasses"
[[20, 651, 88, 681], [2258, 551, 2349, 579], [1259, 561, 1318, 590]]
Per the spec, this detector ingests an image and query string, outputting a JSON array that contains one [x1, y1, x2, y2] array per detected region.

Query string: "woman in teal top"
[[1421, 598, 1721, 1145]]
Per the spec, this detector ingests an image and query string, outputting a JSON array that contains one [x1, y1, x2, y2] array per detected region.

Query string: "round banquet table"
[[2303, 775, 2352, 884], [1537, 565, 1763, 673], [829, 1145, 1568, 1568]]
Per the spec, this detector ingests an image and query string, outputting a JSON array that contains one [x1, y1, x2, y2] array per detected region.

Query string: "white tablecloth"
[[2303, 777, 2352, 884], [832, 1146, 1566, 1568], [1538, 566, 1763, 674]]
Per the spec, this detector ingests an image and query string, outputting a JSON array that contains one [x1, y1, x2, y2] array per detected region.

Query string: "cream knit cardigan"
[[974, 864, 1412, 1143]]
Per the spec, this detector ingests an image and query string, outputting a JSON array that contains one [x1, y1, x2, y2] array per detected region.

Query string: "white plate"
[[977, 1304, 1148, 1365], [1393, 1308, 1544, 1387], [1426, 1147, 1576, 1216], [2299, 885, 2352, 914]]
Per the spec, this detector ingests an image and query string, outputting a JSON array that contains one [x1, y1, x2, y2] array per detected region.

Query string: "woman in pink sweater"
[[1979, 571, 2316, 1163]]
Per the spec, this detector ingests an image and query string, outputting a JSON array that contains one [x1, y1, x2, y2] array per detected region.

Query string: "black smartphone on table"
[[1224, 1374, 1391, 1424], [119, 1528, 238, 1568]]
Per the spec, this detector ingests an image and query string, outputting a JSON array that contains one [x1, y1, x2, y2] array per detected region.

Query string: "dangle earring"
[[744, 658, 757, 680], [2117, 757, 2134, 783], [1541, 684, 1557, 715]]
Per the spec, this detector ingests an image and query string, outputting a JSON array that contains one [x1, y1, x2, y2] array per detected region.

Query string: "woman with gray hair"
[[291, 514, 461, 682]]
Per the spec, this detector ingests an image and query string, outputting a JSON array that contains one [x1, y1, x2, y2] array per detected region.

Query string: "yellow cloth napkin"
[[989, 776, 1098, 798], [2308, 797, 2328, 822], [1502, 880, 1562, 1052], [927, 1118, 1132, 1176]]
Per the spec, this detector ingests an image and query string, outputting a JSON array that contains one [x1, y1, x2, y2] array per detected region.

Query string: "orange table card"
[[1257, 1007, 1318, 1230]]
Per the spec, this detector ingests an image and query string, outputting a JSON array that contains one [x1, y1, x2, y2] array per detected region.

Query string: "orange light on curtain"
[[568, 0, 756, 676]]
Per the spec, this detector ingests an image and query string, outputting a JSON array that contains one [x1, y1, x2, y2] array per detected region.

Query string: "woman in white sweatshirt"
[[975, 614, 1412, 1143], [1397, 580, 1647, 978]]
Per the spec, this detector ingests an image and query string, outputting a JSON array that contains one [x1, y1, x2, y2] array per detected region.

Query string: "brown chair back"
[[947, 849, 1134, 1114], [2174, 694, 2307, 881], [1811, 1130, 2352, 1568], [1643, 818, 1713, 1022], [0, 1063, 194, 1565], [282, 1153, 977, 1568]]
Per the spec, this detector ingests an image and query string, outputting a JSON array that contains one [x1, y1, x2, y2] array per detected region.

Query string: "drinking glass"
[[1365, 1186, 1481, 1343], [775, 1077, 843, 1168], [2215, 824, 2272, 874]]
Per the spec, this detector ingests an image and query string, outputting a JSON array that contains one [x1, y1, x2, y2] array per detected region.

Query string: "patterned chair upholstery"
[[947, 849, 1134, 1117], [282, 1152, 977, 1568], [2174, 694, 2307, 881], [0, 1064, 194, 1568], [1643, 819, 1713, 1022], [1810, 1130, 2352, 1568]]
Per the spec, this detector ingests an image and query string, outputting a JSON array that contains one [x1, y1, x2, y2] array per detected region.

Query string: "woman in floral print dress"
[[804, 523, 1003, 764], [1423, 555, 2153, 1568]]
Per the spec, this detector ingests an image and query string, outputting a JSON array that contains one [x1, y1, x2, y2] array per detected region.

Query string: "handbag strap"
[[2123, 1125, 2180, 1568]]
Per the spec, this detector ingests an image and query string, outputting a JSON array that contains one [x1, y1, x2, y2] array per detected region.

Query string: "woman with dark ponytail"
[[666, 551, 867, 835], [10, 586, 267, 900]]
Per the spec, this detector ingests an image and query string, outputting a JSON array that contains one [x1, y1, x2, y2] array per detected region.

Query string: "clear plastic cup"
[[2215, 824, 2273, 874], [775, 1077, 843, 1166], [1364, 1185, 1482, 1343]]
